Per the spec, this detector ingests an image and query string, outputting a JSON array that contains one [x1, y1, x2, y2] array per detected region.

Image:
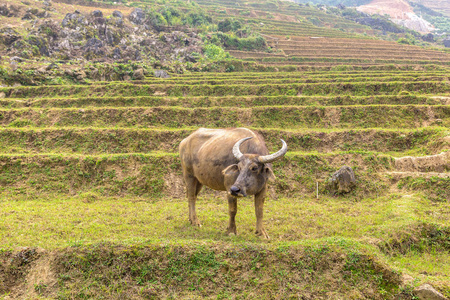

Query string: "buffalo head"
[[222, 137, 287, 197]]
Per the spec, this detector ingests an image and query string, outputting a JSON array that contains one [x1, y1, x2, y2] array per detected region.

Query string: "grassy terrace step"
[[280, 50, 450, 58], [258, 30, 356, 38], [270, 36, 404, 44], [276, 46, 449, 55], [280, 53, 450, 62], [125, 75, 450, 86], [0, 106, 448, 129], [274, 40, 431, 48], [259, 57, 450, 65], [2, 95, 447, 109], [0, 127, 446, 155], [0, 151, 447, 197], [172, 69, 450, 78], [0, 240, 410, 299], [232, 52, 450, 62], [2, 81, 450, 98], [0, 151, 395, 197], [274, 41, 450, 52], [160, 71, 450, 82], [44, 73, 449, 88]]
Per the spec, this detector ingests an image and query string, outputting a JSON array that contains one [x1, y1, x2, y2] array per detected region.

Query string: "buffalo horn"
[[232, 137, 253, 160], [258, 139, 288, 163]]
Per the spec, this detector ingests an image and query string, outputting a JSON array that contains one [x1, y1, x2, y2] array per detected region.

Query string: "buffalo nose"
[[230, 186, 240, 195]]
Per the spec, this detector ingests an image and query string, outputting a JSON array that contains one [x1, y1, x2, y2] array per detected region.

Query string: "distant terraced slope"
[[410, 0, 450, 17], [229, 35, 450, 65], [193, 0, 376, 36]]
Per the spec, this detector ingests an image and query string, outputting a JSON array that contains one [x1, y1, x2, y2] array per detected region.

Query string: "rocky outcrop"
[[328, 166, 356, 195], [413, 284, 448, 300], [1, 8, 203, 65], [129, 8, 145, 25]]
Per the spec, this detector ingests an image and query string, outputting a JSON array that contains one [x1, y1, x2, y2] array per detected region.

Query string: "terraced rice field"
[[230, 36, 450, 65], [1, 66, 449, 298]]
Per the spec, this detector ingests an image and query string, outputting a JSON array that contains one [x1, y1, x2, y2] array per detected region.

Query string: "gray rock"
[[83, 38, 104, 58], [135, 49, 141, 61], [112, 47, 121, 59], [22, 12, 34, 20], [328, 166, 356, 195], [133, 68, 144, 80], [62, 11, 87, 28], [129, 8, 145, 25], [444, 39, 450, 48], [154, 70, 170, 78], [10, 56, 24, 62], [112, 10, 123, 18], [91, 10, 103, 18], [414, 284, 448, 300], [84, 38, 103, 49], [0, 4, 9, 16]]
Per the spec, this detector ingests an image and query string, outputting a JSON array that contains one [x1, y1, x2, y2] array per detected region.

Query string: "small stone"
[[112, 10, 123, 18], [91, 10, 102, 18], [414, 284, 447, 300], [154, 70, 170, 78], [328, 166, 356, 195], [133, 68, 144, 80], [0, 92, 6, 98], [10, 56, 24, 62]]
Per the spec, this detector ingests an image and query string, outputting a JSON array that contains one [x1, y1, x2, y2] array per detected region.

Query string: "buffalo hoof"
[[189, 218, 201, 227], [226, 227, 237, 236], [256, 229, 270, 239]]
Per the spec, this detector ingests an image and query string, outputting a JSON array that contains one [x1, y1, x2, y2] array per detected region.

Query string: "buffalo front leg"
[[254, 186, 269, 239], [184, 173, 202, 227], [226, 194, 238, 236]]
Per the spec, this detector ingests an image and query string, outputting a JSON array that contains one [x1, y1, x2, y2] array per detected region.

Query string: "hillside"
[[0, 0, 450, 299], [410, 0, 450, 17], [357, 0, 434, 33]]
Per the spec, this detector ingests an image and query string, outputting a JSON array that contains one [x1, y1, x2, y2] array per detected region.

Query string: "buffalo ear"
[[222, 164, 239, 176], [264, 166, 276, 182]]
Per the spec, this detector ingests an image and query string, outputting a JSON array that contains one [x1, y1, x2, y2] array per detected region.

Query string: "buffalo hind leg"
[[184, 173, 202, 227], [254, 186, 269, 239], [226, 194, 238, 236]]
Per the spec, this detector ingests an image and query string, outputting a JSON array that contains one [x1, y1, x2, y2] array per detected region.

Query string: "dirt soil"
[[357, 0, 413, 20]]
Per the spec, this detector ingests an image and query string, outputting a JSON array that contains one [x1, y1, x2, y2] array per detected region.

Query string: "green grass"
[[1, 94, 446, 109], [1, 192, 449, 297], [0, 191, 448, 256], [2, 80, 450, 98], [0, 105, 448, 129], [0, 66, 449, 298], [0, 127, 446, 155]]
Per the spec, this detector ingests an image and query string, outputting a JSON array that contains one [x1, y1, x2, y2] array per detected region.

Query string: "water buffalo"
[[179, 127, 287, 239]]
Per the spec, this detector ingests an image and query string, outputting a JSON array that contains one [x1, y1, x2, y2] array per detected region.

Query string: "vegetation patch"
[[380, 223, 450, 255], [396, 176, 450, 202], [1, 241, 404, 299]]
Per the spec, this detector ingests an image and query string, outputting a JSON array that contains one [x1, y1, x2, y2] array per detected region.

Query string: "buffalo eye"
[[250, 165, 258, 172]]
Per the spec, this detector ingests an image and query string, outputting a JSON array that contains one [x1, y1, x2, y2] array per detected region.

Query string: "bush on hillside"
[[210, 32, 268, 51]]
